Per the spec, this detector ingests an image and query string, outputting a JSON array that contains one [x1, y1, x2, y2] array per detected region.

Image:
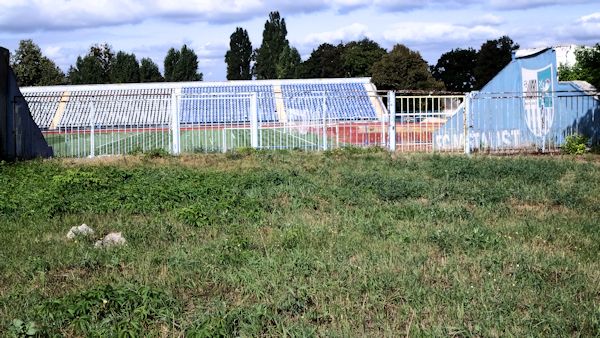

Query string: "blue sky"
[[1, 0, 599, 81]]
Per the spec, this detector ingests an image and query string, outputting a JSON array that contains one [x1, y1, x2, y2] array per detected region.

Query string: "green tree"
[[163, 48, 179, 82], [164, 45, 202, 82], [432, 48, 478, 92], [225, 27, 253, 80], [10, 39, 65, 86], [276, 45, 301, 79], [68, 57, 104, 84], [68, 43, 115, 84], [558, 44, 600, 90], [139, 58, 164, 82], [558, 63, 582, 82], [254, 11, 288, 79], [341, 38, 386, 77], [110, 51, 140, 83], [299, 43, 345, 79], [474, 36, 519, 89], [371, 44, 444, 91]]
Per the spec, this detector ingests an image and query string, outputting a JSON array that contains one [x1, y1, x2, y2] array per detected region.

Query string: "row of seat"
[[281, 83, 377, 121], [22, 81, 378, 128], [60, 89, 172, 127], [21, 92, 63, 129], [181, 85, 277, 122]]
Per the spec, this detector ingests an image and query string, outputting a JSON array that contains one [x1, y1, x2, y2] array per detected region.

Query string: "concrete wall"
[[0, 47, 53, 160]]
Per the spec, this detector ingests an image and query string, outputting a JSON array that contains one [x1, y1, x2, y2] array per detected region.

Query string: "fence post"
[[89, 101, 95, 158], [322, 96, 328, 150], [250, 93, 259, 149], [170, 92, 180, 155], [387, 91, 396, 152], [464, 92, 472, 155]]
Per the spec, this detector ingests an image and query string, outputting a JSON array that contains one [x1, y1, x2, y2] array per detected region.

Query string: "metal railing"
[[16, 89, 600, 158]]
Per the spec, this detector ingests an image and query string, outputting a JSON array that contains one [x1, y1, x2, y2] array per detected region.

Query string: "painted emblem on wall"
[[522, 65, 555, 137]]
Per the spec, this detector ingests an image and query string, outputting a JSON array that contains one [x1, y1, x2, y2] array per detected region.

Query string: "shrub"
[[562, 134, 588, 155]]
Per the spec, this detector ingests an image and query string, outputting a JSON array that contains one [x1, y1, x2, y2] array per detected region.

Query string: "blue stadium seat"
[[281, 81, 377, 121], [180, 85, 277, 124]]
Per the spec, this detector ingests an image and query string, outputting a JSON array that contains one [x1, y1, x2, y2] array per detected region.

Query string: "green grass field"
[[44, 127, 324, 157], [1, 150, 599, 336]]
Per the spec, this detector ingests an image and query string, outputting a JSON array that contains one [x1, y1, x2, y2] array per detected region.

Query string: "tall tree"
[[163, 47, 180, 82], [276, 45, 301, 79], [68, 43, 115, 84], [164, 45, 202, 82], [341, 38, 386, 78], [474, 36, 519, 89], [431, 48, 478, 92], [371, 44, 444, 91], [225, 27, 253, 80], [559, 44, 600, 90], [110, 51, 140, 83], [254, 11, 288, 79], [139, 58, 164, 82], [68, 57, 104, 84], [299, 43, 345, 79], [10, 39, 65, 86]]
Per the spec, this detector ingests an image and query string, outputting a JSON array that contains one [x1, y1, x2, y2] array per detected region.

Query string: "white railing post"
[[89, 101, 95, 158], [322, 96, 328, 150], [387, 91, 396, 152], [250, 93, 259, 149], [464, 92, 473, 155], [170, 92, 180, 155]]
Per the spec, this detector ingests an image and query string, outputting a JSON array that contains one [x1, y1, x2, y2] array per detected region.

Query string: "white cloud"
[[1, 0, 597, 32], [192, 42, 229, 60], [383, 22, 502, 44], [470, 14, 505, 26], [0, 0, 147, 31], [488, 0, 590, 10], [2, 0, 599, 80], [555, 12, 600, 43], [299, 23, 371, 47], [578, 12, 600, 24]]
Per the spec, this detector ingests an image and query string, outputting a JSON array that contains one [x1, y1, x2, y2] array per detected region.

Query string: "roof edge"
[[21, 77, 373, 93]]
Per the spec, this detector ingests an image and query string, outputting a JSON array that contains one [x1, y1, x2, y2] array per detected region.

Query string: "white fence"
[[18, 89, 599, 158]]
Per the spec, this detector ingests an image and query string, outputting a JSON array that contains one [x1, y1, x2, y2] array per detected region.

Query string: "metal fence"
[[17, 89, 600, 158], [21, 91, 389, 157], [391, 93, 465, 152], [430, 90, 600, 153]]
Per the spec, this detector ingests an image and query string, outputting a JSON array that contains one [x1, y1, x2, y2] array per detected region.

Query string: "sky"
[[1, 0, 599, 81]]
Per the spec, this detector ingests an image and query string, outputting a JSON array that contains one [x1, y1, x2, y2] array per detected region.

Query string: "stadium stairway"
[[364, 82, 386, 118], [272, 84, 287, 122], [49, 91, 70, 130]]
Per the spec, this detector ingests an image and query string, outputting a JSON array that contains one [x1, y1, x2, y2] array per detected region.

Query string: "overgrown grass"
[[1, 150, 599, 336]]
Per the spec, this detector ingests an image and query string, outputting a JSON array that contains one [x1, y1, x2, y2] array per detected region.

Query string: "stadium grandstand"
[[21, 78, 384, 130], [20, 78, 389, 156]]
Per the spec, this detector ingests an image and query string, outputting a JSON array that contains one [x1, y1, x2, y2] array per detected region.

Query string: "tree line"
[[9, 10, 600, 91], [10, 41, 202, 87]]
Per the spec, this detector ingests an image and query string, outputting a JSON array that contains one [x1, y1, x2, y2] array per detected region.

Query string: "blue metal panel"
[[434, 48, 600, 150]]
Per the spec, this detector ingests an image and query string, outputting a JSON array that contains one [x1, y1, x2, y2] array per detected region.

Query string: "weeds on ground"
[[0, 151, 599, 336]]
